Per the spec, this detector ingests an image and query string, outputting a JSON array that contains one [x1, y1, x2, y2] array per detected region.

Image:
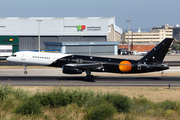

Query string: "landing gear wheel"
[[85, 75, 94, 80], [85, 76, 92, 80], [85, 76, 89, 80], [90, 75, 94, 79], [89, 76, 92, 80], [24, 71, 27, 74]]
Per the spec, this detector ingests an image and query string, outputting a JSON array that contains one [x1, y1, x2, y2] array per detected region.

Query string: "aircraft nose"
[[6, 56, 11, 62]]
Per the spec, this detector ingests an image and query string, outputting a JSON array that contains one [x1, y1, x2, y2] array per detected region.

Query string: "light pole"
[[126, 20, 131, 52], [37, 20, 42, 52]]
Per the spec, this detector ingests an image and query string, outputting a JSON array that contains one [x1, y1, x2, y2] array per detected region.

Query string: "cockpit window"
[[11, 54, 17, 57]]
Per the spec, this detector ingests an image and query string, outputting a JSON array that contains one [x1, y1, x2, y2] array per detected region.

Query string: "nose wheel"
[[24, 64, 27, 74]]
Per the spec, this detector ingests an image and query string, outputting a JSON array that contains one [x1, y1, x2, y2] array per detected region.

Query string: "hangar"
[[0, 36, 19, 59], [0, 17, 122, 57], [44, 42, 119, 55]]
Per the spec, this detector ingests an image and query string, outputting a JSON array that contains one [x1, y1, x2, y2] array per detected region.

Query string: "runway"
[[0, 76, 180, 86], [0, 67, 180, 86]]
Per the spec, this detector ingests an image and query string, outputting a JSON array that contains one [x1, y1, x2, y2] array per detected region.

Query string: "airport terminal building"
[[0, 17, 122, 57]]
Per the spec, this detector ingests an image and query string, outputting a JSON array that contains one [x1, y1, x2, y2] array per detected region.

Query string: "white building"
[[122, 24, 173, 43]]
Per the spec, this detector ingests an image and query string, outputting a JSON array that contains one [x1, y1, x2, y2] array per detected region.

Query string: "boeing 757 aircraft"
[[6, 38, 173, 79]]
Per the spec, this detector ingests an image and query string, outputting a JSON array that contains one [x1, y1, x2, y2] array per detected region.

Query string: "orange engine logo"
[[119, 61, 132, 72]]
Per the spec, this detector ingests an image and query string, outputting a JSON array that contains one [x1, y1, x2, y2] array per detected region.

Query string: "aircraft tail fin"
[[140, 38, 173, 64]]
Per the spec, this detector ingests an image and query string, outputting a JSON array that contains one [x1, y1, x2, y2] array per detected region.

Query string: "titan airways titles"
[[7, 38, 173, 79]]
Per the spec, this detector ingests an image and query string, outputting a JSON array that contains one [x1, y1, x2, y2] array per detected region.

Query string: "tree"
[[171, 43, 179, 51]]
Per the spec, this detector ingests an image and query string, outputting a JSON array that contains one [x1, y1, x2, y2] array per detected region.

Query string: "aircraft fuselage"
[[7, 52, 168, 74]]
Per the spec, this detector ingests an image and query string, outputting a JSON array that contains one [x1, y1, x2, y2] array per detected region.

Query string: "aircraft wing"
[[64, 62, 103, 70]]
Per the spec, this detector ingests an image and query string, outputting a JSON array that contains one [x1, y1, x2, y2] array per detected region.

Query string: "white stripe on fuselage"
[[6, 51, 71, 66]]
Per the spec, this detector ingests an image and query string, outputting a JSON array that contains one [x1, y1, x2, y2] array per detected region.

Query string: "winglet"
[[140, 38, 173, 64]]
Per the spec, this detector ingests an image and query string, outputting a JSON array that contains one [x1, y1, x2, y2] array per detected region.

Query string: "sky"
[[0, 0, 179, 30]]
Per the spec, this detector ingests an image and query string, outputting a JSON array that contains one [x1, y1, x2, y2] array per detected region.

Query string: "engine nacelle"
[[62, 66, 83, 74]]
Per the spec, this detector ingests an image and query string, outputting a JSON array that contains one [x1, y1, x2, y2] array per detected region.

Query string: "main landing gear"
[[85, 69, 94, 80], [24, 64, 27, 74]]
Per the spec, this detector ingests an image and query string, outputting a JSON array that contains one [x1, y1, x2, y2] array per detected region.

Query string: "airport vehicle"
[[134, 51, 148, 56], [6, 38, 173, 79]]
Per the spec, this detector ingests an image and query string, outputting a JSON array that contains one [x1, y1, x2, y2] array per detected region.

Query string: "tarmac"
[[0, 67, 179, 86]]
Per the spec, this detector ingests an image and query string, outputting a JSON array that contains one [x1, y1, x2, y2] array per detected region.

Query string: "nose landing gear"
[[23, 64, 27, 74]]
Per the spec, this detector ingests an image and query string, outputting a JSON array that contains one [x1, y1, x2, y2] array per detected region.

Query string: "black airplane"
[[7, 38, 173, 79]]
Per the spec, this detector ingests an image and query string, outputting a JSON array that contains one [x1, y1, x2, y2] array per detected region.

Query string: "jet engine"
[[62, 66, 83, 74]]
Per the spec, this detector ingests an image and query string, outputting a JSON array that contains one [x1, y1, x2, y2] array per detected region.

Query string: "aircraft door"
[[137, 62, 141, 70], [21, 54, 25, 60]]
